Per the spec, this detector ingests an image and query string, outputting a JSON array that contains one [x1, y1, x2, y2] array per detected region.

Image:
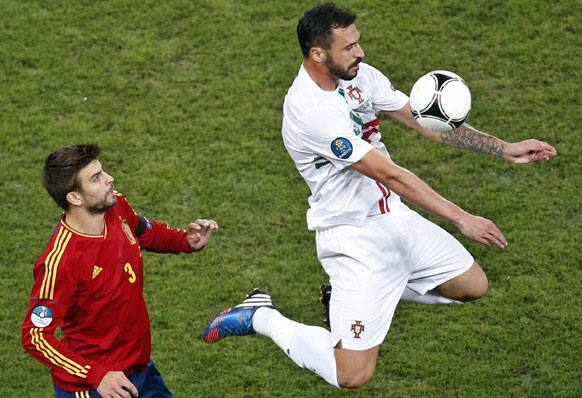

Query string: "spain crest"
[[121, 219, 136, 245]]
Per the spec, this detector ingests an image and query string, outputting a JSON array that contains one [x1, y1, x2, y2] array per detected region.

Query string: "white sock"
[[400, 287, 463, 304], [252, 308, 339, 387], [252, 307, 278, 336]]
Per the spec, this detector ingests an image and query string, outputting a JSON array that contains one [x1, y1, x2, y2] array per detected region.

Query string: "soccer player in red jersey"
[[22, 144, 218, 398]]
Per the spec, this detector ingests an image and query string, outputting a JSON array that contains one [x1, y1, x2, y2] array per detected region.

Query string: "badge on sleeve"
[[331, 137, 353, 159], [31, 305, 53, 328]]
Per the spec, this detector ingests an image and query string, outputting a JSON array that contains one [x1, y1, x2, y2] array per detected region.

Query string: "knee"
[[334, 344, 379, 388], [460, 270, 488, 301], [337, 366, 375, 389], [338, 371, 374, 388]]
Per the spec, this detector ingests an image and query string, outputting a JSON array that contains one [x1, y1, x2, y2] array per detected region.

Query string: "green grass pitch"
[[1, 1, 580, 397]]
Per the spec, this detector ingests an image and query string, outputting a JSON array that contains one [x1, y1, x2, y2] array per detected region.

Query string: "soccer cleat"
[[320, 284, 332, 327], [204, 288, 274, 344]]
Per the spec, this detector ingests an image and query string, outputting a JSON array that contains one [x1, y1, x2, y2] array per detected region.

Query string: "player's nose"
[[355, 43, 365, 59], [104, 171, 114, 184]]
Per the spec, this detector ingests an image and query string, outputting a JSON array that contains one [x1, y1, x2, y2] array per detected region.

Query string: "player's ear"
[[66, 191, 83, 207], [310, 46, 326, 64]]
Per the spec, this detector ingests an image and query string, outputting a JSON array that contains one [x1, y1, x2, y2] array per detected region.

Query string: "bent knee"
[[337, 368, 375, 389], [335, 344, 379, 388], [459, 271, 488, 301]]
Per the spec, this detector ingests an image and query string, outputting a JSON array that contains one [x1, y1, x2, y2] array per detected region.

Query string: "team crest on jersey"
[[347, 84, 364, 104], [331, 137, 353, 159], [121, 220, 136, 245], [31, 305, 53, 328], [346, 85, 371, 113], [351, 320, 365, 339]]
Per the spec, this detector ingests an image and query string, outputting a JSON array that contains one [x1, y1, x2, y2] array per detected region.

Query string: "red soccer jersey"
[[21, 193, 194, 391]]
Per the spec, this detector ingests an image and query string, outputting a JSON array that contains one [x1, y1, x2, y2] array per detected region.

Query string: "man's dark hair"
[[42, 144, 101, 210], [297, 2, 356, 57]]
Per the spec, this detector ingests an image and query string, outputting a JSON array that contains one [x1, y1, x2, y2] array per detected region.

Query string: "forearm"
[[386, 104, 506, 156], [440, 123, 506, 156], [381, 165, 466, 224], [22, 320, 108, 388], [352, 149, 507, 247], [139, 220, 194, 253], [352, 150, 466, 224]]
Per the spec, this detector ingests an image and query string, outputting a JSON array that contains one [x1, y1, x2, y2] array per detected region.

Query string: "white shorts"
[[316, 203, 473, 350]]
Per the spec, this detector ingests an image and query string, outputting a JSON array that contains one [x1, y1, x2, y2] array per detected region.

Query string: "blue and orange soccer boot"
[[204, 288, 274, 344]]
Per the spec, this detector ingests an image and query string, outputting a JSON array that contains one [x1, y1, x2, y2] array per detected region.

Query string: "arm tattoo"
[[440, 124, 505, 156]]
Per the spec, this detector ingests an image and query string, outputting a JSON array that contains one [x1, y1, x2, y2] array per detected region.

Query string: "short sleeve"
[[365, 64, 409, 113], [300, 107, 373, 170]]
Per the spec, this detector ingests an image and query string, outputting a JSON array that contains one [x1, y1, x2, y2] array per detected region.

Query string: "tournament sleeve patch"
[[331, 137, 354, 159], [31, 305, 53, 328], [135, 215, 153, 237]]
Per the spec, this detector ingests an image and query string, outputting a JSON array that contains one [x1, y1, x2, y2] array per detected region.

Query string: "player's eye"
[[346, 43, 358, 51]]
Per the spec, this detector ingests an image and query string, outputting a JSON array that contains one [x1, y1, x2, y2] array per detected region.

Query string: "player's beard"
[[326, 57, 362, 81], [87, 192, 116, 214]]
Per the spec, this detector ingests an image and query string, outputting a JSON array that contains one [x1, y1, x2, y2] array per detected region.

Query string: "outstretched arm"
[[352, 149, 507, 248], [131, 216, 218, 253], [441, 124, 557, 163], [385, 102, 557, 163]]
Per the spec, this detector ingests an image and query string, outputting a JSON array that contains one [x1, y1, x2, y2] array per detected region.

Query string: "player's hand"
[[455, 213, 507, 248], [503, 139, 557, 163], [187, 219, 219, 251], [96, 371, 138, 398]]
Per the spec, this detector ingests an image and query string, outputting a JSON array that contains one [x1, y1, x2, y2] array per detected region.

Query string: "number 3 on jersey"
[[124, 262, 136, 283]]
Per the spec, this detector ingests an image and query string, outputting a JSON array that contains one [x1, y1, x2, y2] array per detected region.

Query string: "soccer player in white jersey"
[[204, 2, 557, 389]]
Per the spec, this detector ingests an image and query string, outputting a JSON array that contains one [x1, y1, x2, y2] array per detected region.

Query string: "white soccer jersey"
[[282, 62, 409, 230]]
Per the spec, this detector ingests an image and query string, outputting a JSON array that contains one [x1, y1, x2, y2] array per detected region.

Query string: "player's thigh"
[[317, 219, 410, 351], [130, 360, 173, 398], [405, 210, 474, 295], [328, 270, 409, 350]]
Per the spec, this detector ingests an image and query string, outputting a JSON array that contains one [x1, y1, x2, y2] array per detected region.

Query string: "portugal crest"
[[347, 84, 364, 104], [351, 320, 365, 339]]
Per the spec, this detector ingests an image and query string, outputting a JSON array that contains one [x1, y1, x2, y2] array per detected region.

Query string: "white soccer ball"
[[409, 70, 471, 133]]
